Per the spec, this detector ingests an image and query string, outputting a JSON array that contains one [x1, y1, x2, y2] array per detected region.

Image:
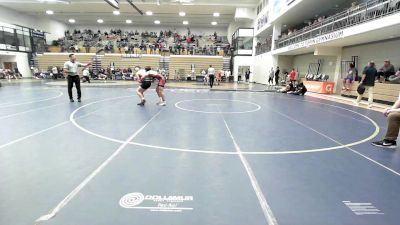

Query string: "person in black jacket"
[[245, 69, 251, 82], [274, 66, 280, 85]]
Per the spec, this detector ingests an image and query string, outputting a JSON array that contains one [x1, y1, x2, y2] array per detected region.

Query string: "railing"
[[255, 39, 272, 56], [46, 46, 231, 57], [275, 0, 400, 49]]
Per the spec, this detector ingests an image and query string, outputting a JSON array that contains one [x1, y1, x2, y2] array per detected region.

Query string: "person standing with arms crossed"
[[63, 54, 92, 102], [208, 65, 215, 88]]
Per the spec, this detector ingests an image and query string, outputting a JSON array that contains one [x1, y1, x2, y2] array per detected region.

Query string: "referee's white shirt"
[[63, 61, 85, 76], [208, 67, 215, 75]]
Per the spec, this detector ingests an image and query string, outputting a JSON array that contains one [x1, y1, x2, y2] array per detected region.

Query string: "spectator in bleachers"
[[81, 68, 90, 83], [51, 29, 229, 56], [0, 69, 5, 79], [4, 69, 19, 80], [342, 63, 357, 94], [291, 82, 307, 96], [350, 1, 360, 11], [52, 66, 59, 80], [216, 70, 223, 85], [378, 59, 395, 82], [277, 81, 295, 93], [98, 69, 107, 80], [14, 68, 22, 79], [388, 68, 400, 84]]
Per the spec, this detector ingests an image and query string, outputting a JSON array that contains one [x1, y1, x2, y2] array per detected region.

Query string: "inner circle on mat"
[[70, 95, 379, 155], [175, 99, 261, 114]]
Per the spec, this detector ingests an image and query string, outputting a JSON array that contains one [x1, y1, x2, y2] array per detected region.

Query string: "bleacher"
[[50, 29, 231, 57], [345, 82, 400, 104], [169, 55, 223, 80], [101, 54, 160, 70], [37, 53, 95, 71], [36, 53, 225, 81]]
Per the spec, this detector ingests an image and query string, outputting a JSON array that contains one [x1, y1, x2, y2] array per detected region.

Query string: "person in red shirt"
[[290, 68, 296, 84], [216, 70, 223, 85], [152, 72, 167, 106]]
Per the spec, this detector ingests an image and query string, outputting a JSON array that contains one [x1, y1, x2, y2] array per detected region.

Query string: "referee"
[[207, 65, 215, 88], [63, 54, 92, 102]]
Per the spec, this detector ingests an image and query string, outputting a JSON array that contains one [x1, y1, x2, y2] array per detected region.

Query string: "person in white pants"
[[356, 61, 378, 108]]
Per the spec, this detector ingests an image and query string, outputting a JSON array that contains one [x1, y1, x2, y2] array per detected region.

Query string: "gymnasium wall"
[[0, 6, 68, 43], [253, 52, 274, 84], [252, 52, 337, 84], [292, 53, 337, 81], [277, 55, 294, 75], [252, 54, 296, 85], [342, 38, 400, 72]]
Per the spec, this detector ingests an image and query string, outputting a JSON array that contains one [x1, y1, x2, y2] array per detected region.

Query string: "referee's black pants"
[[209, 75, 215, 88], [67, 75, 81, 100]]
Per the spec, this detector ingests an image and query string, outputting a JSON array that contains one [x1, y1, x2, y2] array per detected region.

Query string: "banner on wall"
[[287, 30, 344, 50], [257, 12, 269, 31], [31, 30, 46, 39], [303, 81, 335, 94]]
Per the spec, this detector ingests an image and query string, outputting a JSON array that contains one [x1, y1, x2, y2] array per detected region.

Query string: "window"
[[4, 30, 16, 46], [257, 0, 269, 15], [237, 37, 253, 50]]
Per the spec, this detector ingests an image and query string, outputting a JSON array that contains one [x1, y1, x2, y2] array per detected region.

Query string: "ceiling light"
[[146, 11, 153, 16], [183, 21, 189, 25], [211, 21, 217, 25], [46, 10, 54, 15], [97, 19, 104, 23], [213, 12, 220, 17], [154, 20, 160, 24], [179, 12, 186, 16], [68, 19, 76, 23], [126, 19, 132, 24], [104, 0, 119, 9], [113, 10, 120, 15]]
